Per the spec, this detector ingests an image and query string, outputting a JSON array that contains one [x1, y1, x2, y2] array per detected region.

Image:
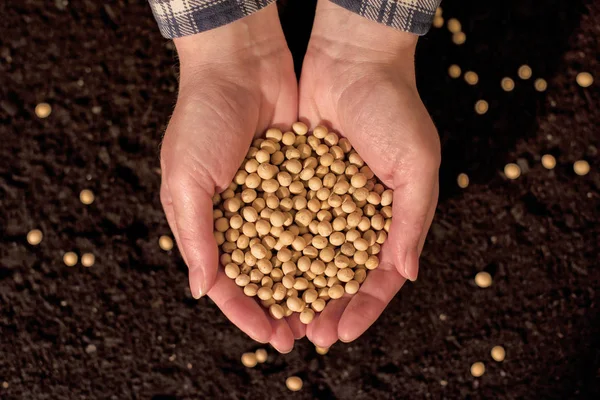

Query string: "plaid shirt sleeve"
[[331, 0, 442, 35], [148, 0, 276, 39]]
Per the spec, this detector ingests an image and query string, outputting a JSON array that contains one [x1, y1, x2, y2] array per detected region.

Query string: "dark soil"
[[1, 0, 599, 399]]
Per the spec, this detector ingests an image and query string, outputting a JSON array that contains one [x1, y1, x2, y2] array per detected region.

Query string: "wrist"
[[174, 4, 286, 74], [310, 0, 417, 64]]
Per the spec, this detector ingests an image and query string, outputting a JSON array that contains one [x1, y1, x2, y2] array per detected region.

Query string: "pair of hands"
[[160, 1, 440, 353]]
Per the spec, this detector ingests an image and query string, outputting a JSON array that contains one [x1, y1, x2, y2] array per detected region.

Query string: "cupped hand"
[[298, 1, 441, 347], [159, 6, 304, 352]]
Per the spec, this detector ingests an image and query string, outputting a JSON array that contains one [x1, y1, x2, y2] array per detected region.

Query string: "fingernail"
[[403, 254, 410, 280], [192, 287, 204, 299], [190, 268, 206, 299], [406, 267, 418, 282], [404, 250, 419, 282], [191, 277, 205, 299], [276, 345, 294, 354]]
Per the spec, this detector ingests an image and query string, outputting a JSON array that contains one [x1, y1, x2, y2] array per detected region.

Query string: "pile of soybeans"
[[213, 123, 392, 324]]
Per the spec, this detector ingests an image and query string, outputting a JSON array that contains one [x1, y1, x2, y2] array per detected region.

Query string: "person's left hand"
[[297, 0, 441, 347]]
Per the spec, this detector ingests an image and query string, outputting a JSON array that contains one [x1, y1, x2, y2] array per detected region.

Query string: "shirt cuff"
[[330, 0, 442, 35], [148, 0, 277, 39]]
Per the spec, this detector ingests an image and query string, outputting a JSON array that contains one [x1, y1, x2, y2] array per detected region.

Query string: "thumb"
[[387, 166, 438, 281], [169, 168, 218, 298]]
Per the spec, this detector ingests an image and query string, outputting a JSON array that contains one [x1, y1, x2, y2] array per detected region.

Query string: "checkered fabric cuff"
[[148, 0, 277, 39], [330, 0, 442, 35]]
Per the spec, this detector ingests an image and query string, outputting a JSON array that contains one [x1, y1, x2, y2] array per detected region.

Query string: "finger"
[[286, 313, 307, 340], [317, 181, 437, 345], [169, 170, 218, 298], [297, 77, 322, 128], [160, 181, 190, 267], [270, 60, 299, 130], [306, 295, 352, 348], [387, 166, 438, 281], [268, 317, 295, 354], [396, 178, 439, 282], [418, 182, 439, 255], [337, 245, 406, 342], [208, 270, 273, 343]]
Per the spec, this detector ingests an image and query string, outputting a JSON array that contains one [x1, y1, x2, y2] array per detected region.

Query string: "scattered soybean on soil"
[[1, 0, 599, 399]]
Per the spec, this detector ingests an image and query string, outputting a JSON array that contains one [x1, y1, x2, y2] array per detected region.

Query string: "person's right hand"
[[159, 5, 302, 353]]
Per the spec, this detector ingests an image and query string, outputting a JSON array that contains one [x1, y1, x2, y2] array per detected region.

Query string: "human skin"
[[298, 0, 441, 347], [159, 4, 304, 353], [159, 0, 440, 351]]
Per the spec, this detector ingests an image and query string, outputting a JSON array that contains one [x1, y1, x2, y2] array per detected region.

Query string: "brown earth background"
[[1, 0, 599, 399]]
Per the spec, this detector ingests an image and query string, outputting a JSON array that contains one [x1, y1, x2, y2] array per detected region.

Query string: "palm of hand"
[[298, 49, 440, 346], [160, 19, 440, 350], [160, 50, 305, 352]]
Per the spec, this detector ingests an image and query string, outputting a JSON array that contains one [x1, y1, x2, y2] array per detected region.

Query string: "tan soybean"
[[214, 124, 392, 318]]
